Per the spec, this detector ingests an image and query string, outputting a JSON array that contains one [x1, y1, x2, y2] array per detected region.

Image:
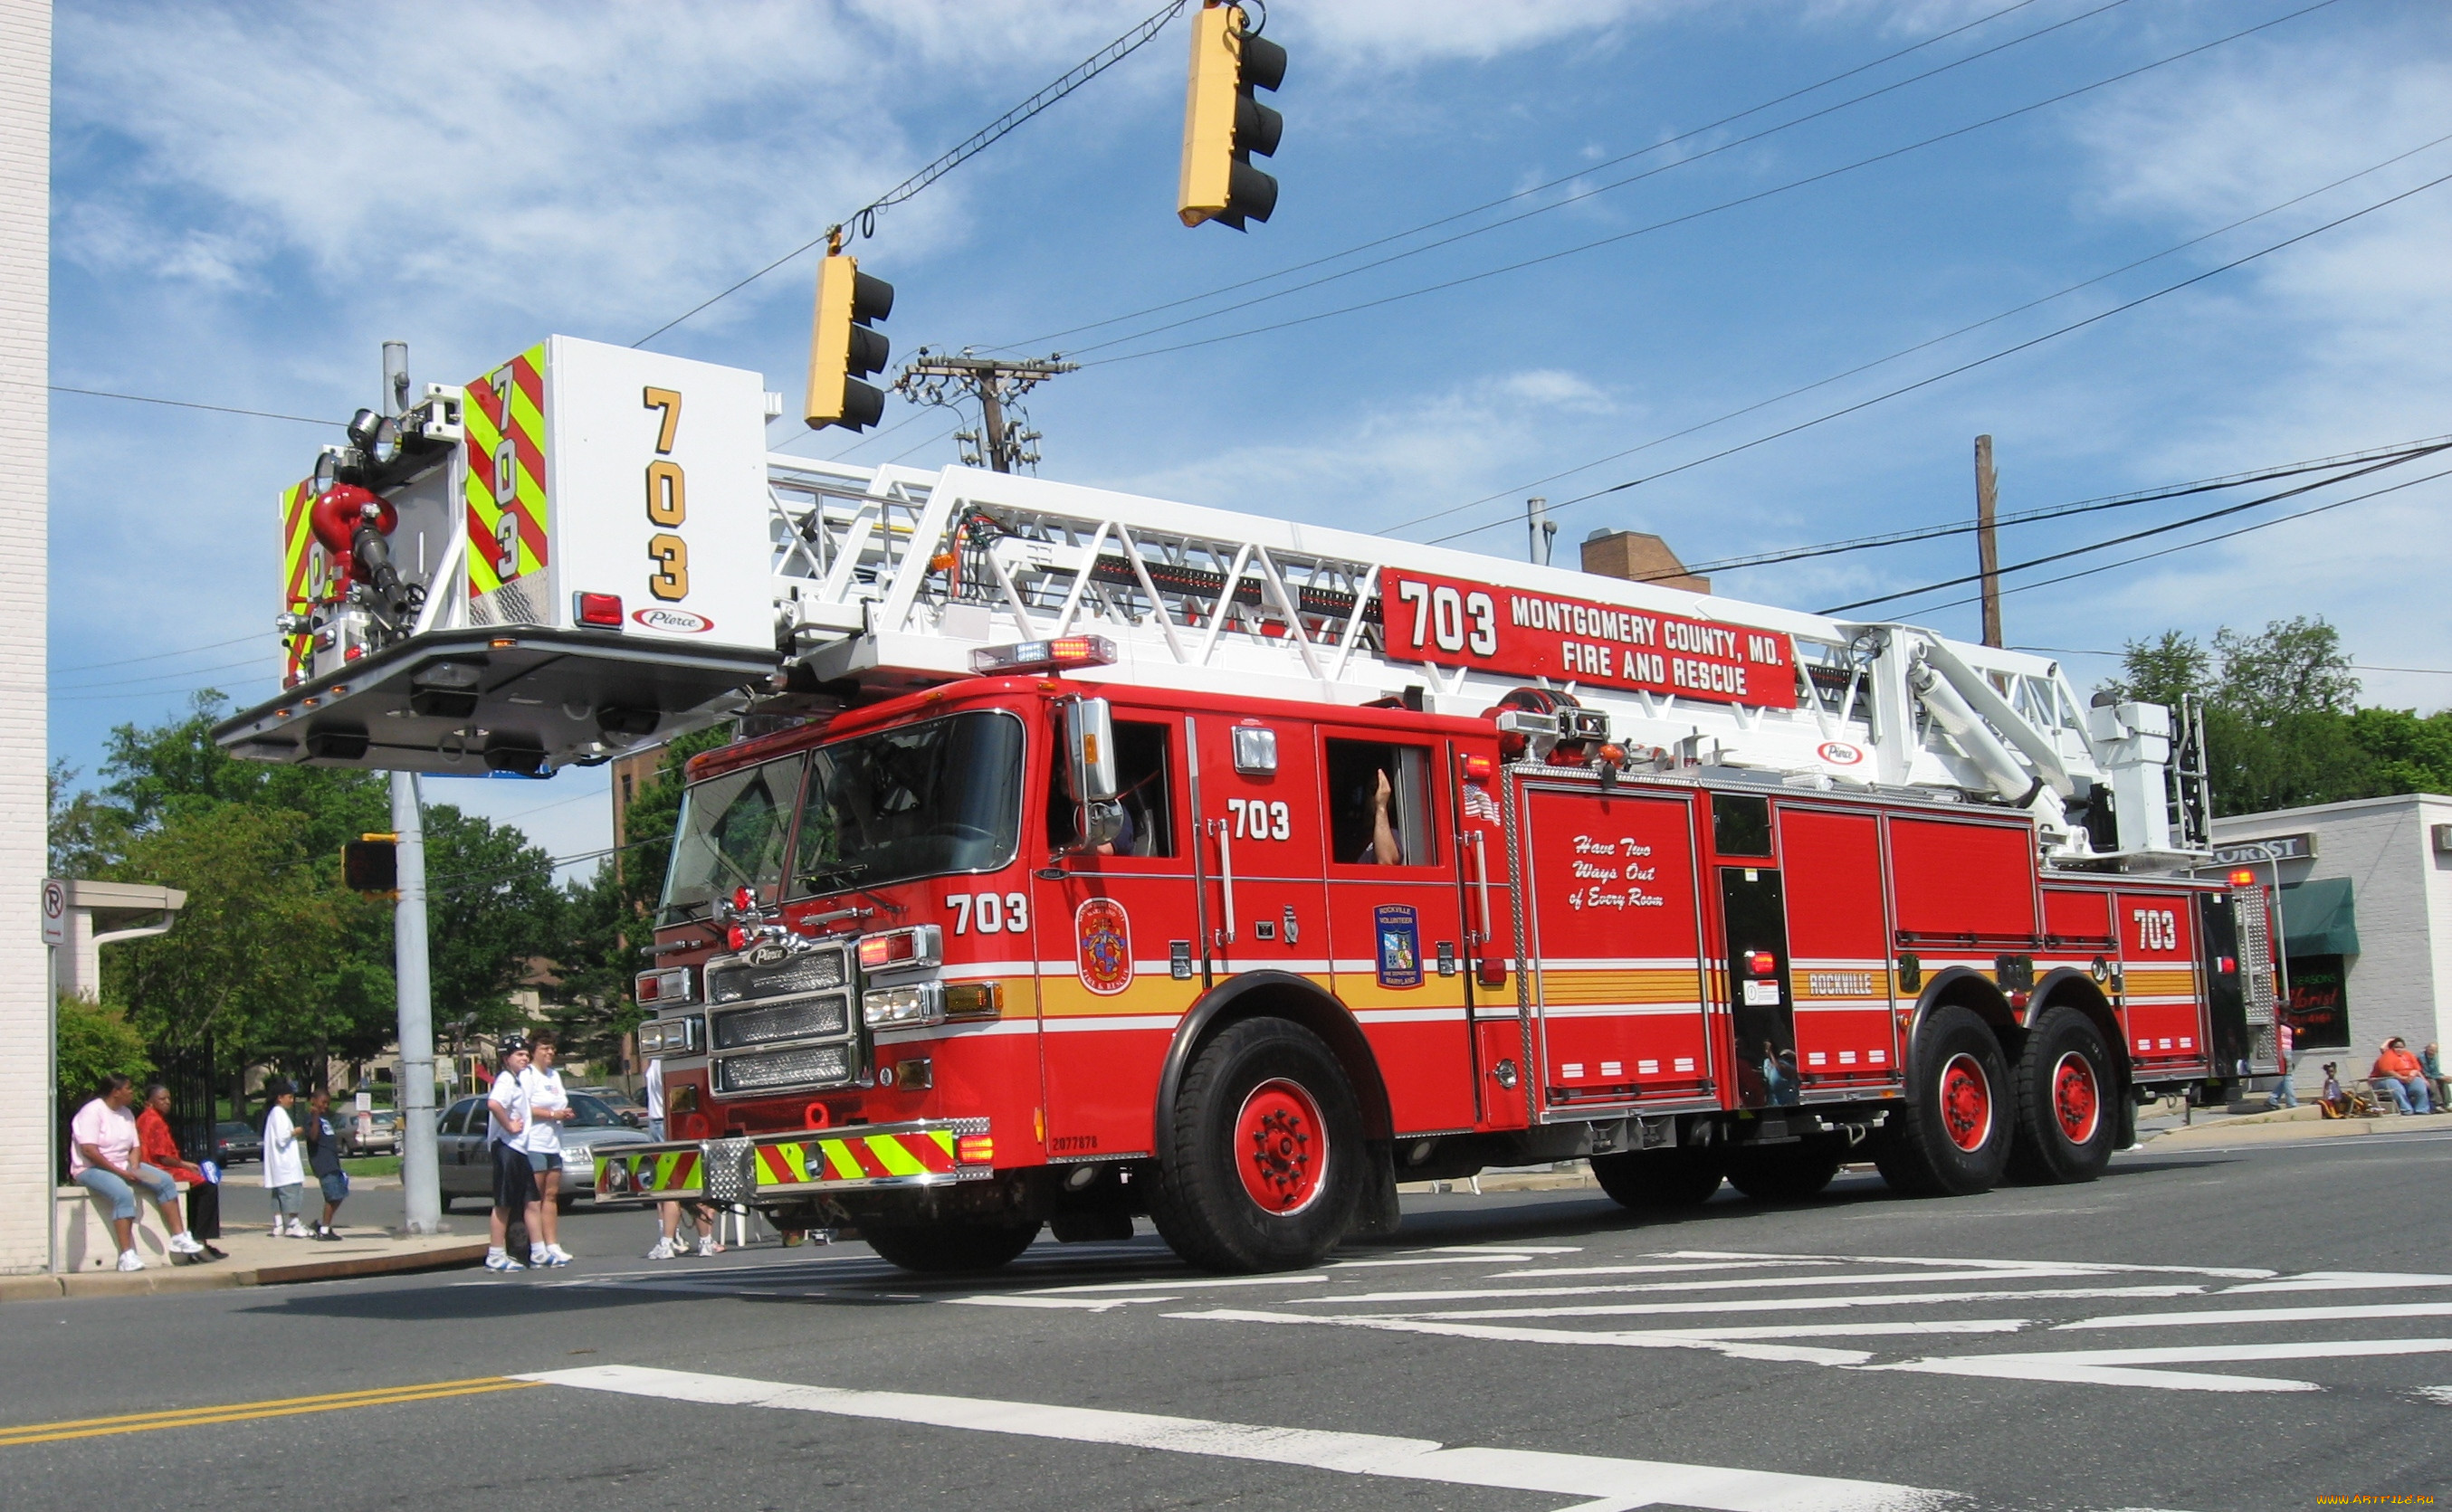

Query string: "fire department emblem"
[[1076, 898, 1132, 996]]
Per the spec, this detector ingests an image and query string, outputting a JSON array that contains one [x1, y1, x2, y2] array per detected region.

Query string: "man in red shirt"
[[2371, 1038, 2435, 1115]]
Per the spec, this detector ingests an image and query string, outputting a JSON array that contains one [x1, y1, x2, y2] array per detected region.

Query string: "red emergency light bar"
[[2228, 869, 2258, 886], [858, 925, 941, 972], [971, 635, 1117, 676], [575, 592, 625, 628]]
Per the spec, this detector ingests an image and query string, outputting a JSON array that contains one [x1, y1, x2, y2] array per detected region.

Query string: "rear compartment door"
[[1516, 777, 1713, 1114], [1775, 807, 1900, 1093], [2120, 889, 2207, 1078]]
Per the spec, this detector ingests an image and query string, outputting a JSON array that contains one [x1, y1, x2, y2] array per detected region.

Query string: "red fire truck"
[[215, 337, 2278, 1273]]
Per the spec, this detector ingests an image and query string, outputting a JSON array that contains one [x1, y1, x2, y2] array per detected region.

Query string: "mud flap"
[[2114, 1090, 2139, 1152], [1350, 1140, 1403, 1240]]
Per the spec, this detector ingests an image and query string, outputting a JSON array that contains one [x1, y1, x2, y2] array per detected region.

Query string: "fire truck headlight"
[[863, 983, 943, 1029]]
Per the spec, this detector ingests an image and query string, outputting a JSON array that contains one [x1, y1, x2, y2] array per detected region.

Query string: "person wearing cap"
[[520, 1032, 576, 1267], [261, 1079, 306, 1237], [484, 1040, 544, 1273]]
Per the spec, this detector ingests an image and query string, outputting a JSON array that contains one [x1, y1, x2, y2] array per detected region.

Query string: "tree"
[[49, 760, 130, 879], [56, 993, 152, 1098], [2212, 616, 2360, 726], [2103, 631, 2210, 708], [419, 804, 560, 1051]]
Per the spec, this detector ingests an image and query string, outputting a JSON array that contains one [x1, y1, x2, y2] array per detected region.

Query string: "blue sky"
[[47, 0, 2452, 869]]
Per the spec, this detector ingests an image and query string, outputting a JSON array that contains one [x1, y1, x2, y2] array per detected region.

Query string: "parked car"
[[212, 1120, 262, 1165], [342, 1109, 400, 1155], [571, 1085, 648, 1127], [434, 1092, 650, 1211]]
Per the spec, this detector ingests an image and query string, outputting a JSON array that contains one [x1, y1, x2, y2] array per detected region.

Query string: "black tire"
[[1724, 1141, 1842, 1202], [1874, 1003, 2014, 1197], [2005, 1006, 2120, 1184], [1590, 1146, 1725, 1211], [861, 1219, 1043, 1274], [1150, 1017, 1365, 1272]]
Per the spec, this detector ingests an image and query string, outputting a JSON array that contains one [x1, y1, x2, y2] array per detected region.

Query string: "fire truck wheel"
[[1874, 1004, 2013, 1197], [860, 1219, 1043, 1274], [1150, 1016, 1365, 1273], [1589, 1146, 1725, 1211], [2005, 1007, 2119, 1184], [1723, 1141, 1842, 1202]]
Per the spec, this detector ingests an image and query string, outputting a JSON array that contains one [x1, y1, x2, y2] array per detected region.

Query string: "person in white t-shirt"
[[70, 1073, 205, 1270], [483, 1041, 543, 1273], [261, 1080, 307, 1237], [520, 1032, 576, 1267]]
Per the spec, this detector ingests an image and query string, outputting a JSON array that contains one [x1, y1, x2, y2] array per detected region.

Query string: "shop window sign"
[[2284, 954, 2349, 1050]]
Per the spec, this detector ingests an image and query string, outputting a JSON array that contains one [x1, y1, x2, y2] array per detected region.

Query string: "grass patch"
[[341, 1155, 401, 1177]]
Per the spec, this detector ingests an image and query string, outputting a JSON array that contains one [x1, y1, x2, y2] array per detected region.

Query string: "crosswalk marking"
[[1395, 1285, 2210, 1322], [526, 1363, 1962, 1512], [1657, 1249, 2277, 1280], [2060, 1301, 2452, 1331]]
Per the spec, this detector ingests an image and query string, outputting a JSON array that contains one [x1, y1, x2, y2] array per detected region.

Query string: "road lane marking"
[[2221, 1271, 2452, 1293], [1025, 1272, 1327, 1295], [1382, 1285, 2208, 1322], [1863, 1337, 2452, 1393], [1488, 1260, 1842, 1279], [0, 1377, 539, 1447], [1167, 1308, 1878, 1365], [525, 1363, 1957, 1512], [2061, 1302, 2452, 1331], [1657, 1250, 2276, 1280], [948, 1294, 1183, 1312], [1298, 1268, 2104, 1307]]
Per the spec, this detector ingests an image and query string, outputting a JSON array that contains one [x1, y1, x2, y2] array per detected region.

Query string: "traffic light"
[[806, 252, 894, 431], [1178, 2, 1285, 231], [342, 833, 398, 897]]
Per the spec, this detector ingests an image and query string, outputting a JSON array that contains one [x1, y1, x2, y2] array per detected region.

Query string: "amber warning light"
[[2228, 870, 2259, 886], [971, 635, 1117, 676]]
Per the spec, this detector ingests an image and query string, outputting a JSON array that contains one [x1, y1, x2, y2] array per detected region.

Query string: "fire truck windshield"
[[659, 756, 803, 924], [791, 709, 1026, 898]]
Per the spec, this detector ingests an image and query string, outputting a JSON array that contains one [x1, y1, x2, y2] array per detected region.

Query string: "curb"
[[2134, 1114, 2447, 1153], [0, 1242, 491, 1302]]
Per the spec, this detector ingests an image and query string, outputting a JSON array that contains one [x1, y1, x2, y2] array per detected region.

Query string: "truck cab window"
[[1048, 719, 1176, 858], [1325, 738, 1432, 866]]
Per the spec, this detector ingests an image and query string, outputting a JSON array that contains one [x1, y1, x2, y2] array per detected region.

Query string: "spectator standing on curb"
[[262, 1080, 306, 1237], [302, 1090, 348, 1241], [136, 1085, 224, 1260], [2427, 1042, 2451, 1112], [2267, 1021, 2298, 1109], [521, 1033, 574, 1267], [485, 1040, 543, 1273], [70, 1074, 207, 1270], [642, 1056, 719, 1260]]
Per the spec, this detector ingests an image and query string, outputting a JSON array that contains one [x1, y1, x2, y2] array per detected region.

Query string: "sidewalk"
[[1, 1222, 486, 1302], [2132, 1096, 2452, 1153]]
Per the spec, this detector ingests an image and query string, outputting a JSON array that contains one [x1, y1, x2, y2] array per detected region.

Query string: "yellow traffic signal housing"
[[806, 252, 895, 431], [342, 833, 398, 897], [1178, 2, 1284, 230]]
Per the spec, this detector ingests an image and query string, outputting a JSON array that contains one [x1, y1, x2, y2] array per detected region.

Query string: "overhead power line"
[[1078, 0, 2345, 372], [1667, 436, 2452, 581], [1379, 128, 2452, 544], [1900, 464, 2452, 615], [48, 384, 337, 427], [1008, 0, 2088, 354], [632, 0, 1191, 348], [1424, 162, 2452, 545]]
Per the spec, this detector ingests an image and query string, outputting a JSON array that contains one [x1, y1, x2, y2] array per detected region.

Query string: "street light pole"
[[392, 771, 442, 1234]]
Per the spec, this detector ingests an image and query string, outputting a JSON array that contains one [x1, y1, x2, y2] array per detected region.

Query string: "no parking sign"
[[40, 879, 63, 946]]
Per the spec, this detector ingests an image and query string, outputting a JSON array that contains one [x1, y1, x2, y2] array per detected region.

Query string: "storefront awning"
[[2280, 877, 2360, 958]]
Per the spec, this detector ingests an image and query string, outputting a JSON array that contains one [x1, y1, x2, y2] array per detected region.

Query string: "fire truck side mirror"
[[1063, 698, 1125, 851]]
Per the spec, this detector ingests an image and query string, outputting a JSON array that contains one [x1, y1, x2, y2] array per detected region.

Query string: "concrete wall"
[[2214, 794, 2452, 1090], [0, 1, 47, 1274]]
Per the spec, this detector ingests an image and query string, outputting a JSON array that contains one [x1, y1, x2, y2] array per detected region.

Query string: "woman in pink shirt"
[[70, 1073, 205, 1270]]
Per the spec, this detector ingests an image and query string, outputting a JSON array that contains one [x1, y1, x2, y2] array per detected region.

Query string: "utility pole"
[[1974, 434, 2003, 649], [381, 339, 442, 1236], [895, 350, 1078, 474], [1526, 497, 1556, 566]]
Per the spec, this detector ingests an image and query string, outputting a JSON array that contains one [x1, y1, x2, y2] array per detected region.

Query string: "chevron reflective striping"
[[755, 1128, 962, 1189], [463, 343, 549, 602], [279, 478, 319, 678]]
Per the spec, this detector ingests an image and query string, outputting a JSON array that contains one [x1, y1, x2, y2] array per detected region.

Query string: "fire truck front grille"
[[711, 994, 850, 1051], [713, 1042, 853, 1096], [708, 948, 849, 1005]]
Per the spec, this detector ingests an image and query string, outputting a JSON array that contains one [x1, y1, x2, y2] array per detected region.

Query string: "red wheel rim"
[[1939, 1052, 1992, 1153], [2052, 1051, 2101, 1145], [1235, 1078, 1328, 1215]]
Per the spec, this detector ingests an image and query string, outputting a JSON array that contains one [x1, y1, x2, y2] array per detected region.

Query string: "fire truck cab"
[[213, 337, 2278, 1273]]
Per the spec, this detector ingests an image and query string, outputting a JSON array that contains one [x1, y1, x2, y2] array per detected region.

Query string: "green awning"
[[2280, 877, 2360, 958]]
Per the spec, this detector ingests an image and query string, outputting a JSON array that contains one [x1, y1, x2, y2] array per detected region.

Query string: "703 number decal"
[[947, 891, 1029, 934]]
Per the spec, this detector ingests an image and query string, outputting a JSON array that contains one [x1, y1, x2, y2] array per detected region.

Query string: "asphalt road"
[[8, 1129, 2449, 1512]]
